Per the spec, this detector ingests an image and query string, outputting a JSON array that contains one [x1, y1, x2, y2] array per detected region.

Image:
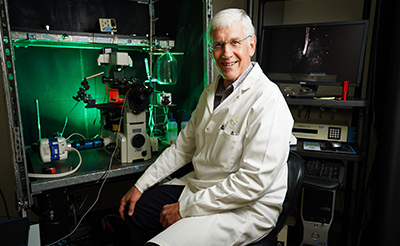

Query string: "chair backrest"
[[248, 151, 304, 246], [270, 151, 304, 235], [0, 217, 30, 246]]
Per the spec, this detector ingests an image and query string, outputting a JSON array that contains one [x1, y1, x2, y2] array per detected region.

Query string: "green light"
[[8, 73, 13, 80], [5, 48, 10, 56], [12, 39, 149, 51], [3, 36, 9, 43]]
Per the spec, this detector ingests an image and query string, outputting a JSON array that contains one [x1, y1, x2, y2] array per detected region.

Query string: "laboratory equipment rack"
[[287, 96, 372, 246], [256, 1, 373, 245], [0, 0, 213, 220]]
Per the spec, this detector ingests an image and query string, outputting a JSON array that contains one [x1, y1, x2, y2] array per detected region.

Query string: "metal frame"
[[204, 0, 213, 85], [0, 0, 213, 214], [0, 0, 32, 213]]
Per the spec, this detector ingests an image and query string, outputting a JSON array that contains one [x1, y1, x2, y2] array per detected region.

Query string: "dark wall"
[[359, 0, 400, 245], [167, 0, 206, 123]]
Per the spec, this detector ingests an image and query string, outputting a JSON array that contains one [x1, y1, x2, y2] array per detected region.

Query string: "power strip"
[[99, 18, 117, 33]]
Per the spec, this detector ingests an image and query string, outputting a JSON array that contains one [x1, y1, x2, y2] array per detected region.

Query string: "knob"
[[311, 232, 320, 239], [131, 134, 145, 148]]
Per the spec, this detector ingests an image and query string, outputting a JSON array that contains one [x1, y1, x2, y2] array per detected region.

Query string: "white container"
[[181, 118, 189, 131], [166, 118, 178, 143]]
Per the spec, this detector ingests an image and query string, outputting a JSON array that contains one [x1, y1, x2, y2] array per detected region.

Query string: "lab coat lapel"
[[205, 76, 220, 114], [239, 62, 260, 92], [206, 63, 261, 115]]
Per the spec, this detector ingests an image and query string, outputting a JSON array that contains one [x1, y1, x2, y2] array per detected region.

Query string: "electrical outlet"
[[99, 18, 117, 33]]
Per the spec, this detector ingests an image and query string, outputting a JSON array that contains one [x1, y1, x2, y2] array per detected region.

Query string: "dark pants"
[[124, 185, 185, 244]]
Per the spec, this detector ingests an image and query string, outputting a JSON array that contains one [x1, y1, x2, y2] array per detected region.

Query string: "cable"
[[66, 132, 87, 141], [44, 89, 131, 246], [44, 119, 119, 246], [28, 148, 82, 178], [78, 194, 89, 211], [61, 101, 81, 137], [70, 201, 77, 227]]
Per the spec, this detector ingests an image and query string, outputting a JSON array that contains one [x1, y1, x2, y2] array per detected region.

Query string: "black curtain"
[[8, 0, 180, 37], [358, 0, 400, 245]]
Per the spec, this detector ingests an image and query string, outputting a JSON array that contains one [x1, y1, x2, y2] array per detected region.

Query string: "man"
[[119, 8, 294, 246]]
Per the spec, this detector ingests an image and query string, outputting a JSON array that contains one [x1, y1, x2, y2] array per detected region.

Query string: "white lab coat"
[[135, 62, 294, 246]]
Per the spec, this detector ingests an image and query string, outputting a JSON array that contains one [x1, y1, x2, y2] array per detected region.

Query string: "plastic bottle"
[[177, 109, 189, 131], [154, 49, 177, 85], [181, 117, 189, 130], [166, 118, 178, 143]]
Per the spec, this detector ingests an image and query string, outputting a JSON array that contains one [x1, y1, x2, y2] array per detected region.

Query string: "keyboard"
[[303, 158, 345, 189]]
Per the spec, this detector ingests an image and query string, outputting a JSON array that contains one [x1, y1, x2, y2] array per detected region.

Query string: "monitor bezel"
[[257, 20, 370, 87]]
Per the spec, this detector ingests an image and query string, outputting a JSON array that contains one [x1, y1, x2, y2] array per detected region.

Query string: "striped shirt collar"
[[214, 63, 254, 109]]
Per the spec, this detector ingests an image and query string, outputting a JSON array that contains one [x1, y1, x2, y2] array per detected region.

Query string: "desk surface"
[[27, 147, 157, 195]]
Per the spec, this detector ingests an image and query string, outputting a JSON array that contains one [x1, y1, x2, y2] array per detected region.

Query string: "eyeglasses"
[[210, 35, 252, 51]]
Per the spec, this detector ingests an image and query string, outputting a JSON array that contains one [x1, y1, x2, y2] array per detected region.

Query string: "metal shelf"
[[27, 147, 155, 195], [286, 98, 370, 107], [11, 30, 175, 51], [291, 140, 366, 162]]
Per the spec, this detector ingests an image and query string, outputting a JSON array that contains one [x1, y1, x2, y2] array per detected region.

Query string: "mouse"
[[325, 141, 342, 149]]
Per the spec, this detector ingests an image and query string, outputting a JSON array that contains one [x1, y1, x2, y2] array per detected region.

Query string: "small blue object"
[[73, 139, 103, 150], [48, 138, 60, 161]]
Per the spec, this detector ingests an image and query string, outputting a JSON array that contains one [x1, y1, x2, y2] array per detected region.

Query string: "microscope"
[[73, 48, 153, 163]]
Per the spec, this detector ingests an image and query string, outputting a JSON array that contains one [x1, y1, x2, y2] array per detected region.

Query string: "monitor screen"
[[258, 20, 369, 87]]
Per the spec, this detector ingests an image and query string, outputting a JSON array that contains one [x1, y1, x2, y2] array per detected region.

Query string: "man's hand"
[[160, 202, 182, 228], [119, 186, 142, 220]]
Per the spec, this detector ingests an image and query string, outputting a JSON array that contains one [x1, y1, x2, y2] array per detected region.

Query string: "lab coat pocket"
[[206, 129, 242, 170]]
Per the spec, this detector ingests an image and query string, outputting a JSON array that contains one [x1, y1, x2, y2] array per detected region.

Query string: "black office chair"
[[125, 152, 304, 246], [248, 151, 304, 246], [0, 217, 30, 246]]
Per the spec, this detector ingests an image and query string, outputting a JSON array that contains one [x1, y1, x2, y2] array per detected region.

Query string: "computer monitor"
[[258, 20, 369, 87]]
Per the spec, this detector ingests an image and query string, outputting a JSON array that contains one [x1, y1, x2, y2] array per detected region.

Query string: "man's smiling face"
[[210, 24, 256, 87]]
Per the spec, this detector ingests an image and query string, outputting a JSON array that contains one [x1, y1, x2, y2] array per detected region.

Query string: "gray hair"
[[207, 8, 255, 44]]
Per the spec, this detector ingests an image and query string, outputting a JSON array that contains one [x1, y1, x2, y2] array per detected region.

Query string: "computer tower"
[[301, 188, 335, 246], [277, 224, 288, 245]]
